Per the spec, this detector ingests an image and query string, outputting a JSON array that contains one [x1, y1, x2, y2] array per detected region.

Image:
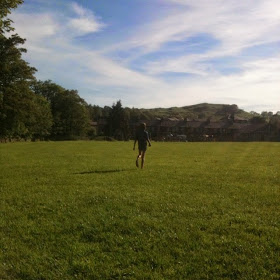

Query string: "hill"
[[136, 103, 255, 120]]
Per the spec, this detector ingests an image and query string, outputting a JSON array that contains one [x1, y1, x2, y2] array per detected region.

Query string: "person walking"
[[133, 123, 151, 169]]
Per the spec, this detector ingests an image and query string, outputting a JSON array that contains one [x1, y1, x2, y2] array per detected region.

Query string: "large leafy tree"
[[32, 80, 91, 139], [53, 89, 90, 139], [2, 81, 52, 140], [0, 0, 53, 140]]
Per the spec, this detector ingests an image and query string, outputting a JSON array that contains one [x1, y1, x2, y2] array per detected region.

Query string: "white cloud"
[[71, 2, 88, 17], [109, 0, 280, 67], [68, 2, 104, 34], [11, 13, 57, 41], [80, 53, 280, 112], [69, 18, 101, 33], [151, 54, 280, 111], [11, 2, 104, 43], [9, 1, 280, 112], [10, 10, 165, 102]]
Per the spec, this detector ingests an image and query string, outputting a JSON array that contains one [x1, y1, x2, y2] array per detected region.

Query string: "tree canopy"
[[0, 0, 52, 140], [0, 0, 23, 34], [0, 1, 91, 141]]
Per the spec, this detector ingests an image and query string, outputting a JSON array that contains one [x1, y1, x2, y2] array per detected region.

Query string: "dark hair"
[[140, 122, 146, 131]]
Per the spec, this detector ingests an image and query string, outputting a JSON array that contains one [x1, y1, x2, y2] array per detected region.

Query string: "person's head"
[[140, 122, 146, 131]]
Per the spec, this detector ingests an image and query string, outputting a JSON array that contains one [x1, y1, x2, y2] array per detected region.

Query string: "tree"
[[249, 111, 259, 116], [1, 81, 52, 140], [218, 104, 238, 116], [0, 0, 23, 34], [32, 80, 91, 139], [87, 104, 103, 121], [106, 100, 130, 140], [28, 94, 53, 140], [0, 1, 53, 140], [250, 116, 266, 124], [269, 113, 280, 141], [261, 111, 273, 122], [55, 90, 90, 139], [269, 113, 280, 126], [130, 108, 141, 122]]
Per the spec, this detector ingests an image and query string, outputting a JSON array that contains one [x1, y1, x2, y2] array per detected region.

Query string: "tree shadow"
[[75, 168, 135, 175]]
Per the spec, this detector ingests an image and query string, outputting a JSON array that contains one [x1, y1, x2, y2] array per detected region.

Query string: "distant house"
[[185, 120, 205, 141], [203, 121, 228, 141], [227, 123, 247, 141], [238, 123, 271, 141], [233, 116, 249, 124], [95, 115, 279, 142]]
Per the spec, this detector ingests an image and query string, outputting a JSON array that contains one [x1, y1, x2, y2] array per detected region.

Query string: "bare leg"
[[136, 151, 141, 168], [141, 151, 146, 169]]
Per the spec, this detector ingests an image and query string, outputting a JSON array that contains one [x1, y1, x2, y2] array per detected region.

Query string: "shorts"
[[138, 142, 147, 152]]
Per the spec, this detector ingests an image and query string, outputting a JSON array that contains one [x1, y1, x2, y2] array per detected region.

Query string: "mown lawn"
[[0, 141, 279, 279]]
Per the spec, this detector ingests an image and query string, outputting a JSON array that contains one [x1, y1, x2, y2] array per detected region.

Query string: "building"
[[95, 115, 280, 142]]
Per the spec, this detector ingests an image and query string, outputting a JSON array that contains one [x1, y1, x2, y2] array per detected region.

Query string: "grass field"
[[1, 141, 280, 279]]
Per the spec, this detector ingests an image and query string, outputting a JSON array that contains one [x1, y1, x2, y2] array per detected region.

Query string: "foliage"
[[261, 111, 274, 122], [0, 0, 54, 141], [0, 82, 52, 140], [131, 103, 253, 121], [0, 0, 23, 34], [269, 114, 280, 140], [0, 34, 53, 140], [250, 116, 266, 124], [32, 80, 91, 140], [106, 100, 130, 140], [1, 141, 280, 279], [87, 104, 104, 120], [28, 94, 53, 140]]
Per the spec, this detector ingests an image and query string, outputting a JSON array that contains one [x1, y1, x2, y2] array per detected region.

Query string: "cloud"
[[107, 0, 280, 66], [11, 2, 104, 43], [71, 2, 89, 17], [80, 53, 280, 111], [9, 0, 280, 113], [69, 18, 101, 33], [68, 2, 104, 34], [10, 13, 57, 41], [10, 8, 165, 102], [154, 54, 280, 111]]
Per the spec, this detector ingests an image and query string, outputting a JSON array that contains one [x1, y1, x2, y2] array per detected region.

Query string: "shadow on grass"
[[75, 168, 135, 175]]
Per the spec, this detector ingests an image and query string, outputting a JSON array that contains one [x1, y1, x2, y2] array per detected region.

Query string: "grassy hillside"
[[138, 103, 254, 120], [1, 141, 279, 279]]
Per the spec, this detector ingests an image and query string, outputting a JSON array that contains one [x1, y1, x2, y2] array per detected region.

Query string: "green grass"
[[1, 141, 280, 279]]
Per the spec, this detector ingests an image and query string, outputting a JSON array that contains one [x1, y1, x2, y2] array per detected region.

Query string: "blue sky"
[[10, 0, 280, 112]]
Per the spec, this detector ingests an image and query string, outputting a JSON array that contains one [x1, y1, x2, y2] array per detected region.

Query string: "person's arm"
[[146, 132, 151, 146], [133, 139, 137, 150]]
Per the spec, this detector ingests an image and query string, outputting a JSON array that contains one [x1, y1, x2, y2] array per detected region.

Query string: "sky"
[[10, 0, 280, 112]]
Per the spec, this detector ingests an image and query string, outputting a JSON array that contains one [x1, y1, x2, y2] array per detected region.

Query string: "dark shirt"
[[136, 130, 149, 150]]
